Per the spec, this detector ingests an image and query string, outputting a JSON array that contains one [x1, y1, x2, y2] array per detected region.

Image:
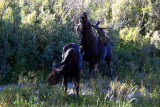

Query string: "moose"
[[47, 43, 83, 96], [75, 12, 113, 80]]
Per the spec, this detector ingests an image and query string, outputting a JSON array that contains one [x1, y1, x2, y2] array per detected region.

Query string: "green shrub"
[[0, 0, 159, 106]]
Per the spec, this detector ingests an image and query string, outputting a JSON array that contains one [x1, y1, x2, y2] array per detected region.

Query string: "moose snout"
[[81, 12, 86, 18]]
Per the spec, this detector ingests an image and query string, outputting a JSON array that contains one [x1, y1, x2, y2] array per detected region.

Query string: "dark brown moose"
[[75, 12, 113, 80], [47, 43, 83, 96]]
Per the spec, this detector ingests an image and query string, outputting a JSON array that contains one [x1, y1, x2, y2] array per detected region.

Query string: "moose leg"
[[62, 76, 68, 94], [106, 60, 113, 80], [89, 62, 98, 79], [80, 62, 85, 78], [73, 76, 80, 97]]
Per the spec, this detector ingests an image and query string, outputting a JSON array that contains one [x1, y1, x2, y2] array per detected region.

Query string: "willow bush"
[[0, 0, 159, 84]]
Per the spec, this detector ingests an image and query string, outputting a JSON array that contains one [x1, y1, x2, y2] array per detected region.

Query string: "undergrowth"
[[0, 70, 159, 107]]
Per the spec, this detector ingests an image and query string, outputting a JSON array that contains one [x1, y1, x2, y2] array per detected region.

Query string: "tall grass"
[[0, 71, 159, 106]]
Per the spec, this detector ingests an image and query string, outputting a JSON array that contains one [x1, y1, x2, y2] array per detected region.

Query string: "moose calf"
[[47, 43, 82, 96]]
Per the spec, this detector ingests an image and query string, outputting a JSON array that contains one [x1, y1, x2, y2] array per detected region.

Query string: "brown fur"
[[79, 12, 113, 80], [47, 43, 82, 96]]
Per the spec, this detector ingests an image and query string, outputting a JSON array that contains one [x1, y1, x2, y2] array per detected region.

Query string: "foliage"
[[0, 0, 159, 106], [0, 72, 159, 106]]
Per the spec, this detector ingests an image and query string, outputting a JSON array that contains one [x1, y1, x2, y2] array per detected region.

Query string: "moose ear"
[[57, 64, 64, 72], [52, 62, 57, 71]]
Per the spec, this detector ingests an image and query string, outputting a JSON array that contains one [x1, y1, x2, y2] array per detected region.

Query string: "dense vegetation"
[[0, 0, 159, 106]]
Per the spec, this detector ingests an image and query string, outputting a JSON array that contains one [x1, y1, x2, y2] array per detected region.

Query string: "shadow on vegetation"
[[0, 1, 159, 106]]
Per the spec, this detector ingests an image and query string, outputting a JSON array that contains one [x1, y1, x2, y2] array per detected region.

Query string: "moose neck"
[[56, 63, 65, 77], [80, 21, 96, 48]]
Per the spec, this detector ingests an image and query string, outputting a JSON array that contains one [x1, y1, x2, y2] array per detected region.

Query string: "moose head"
[[46, 62, 62, 85], [75, 12, 108, 40]]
